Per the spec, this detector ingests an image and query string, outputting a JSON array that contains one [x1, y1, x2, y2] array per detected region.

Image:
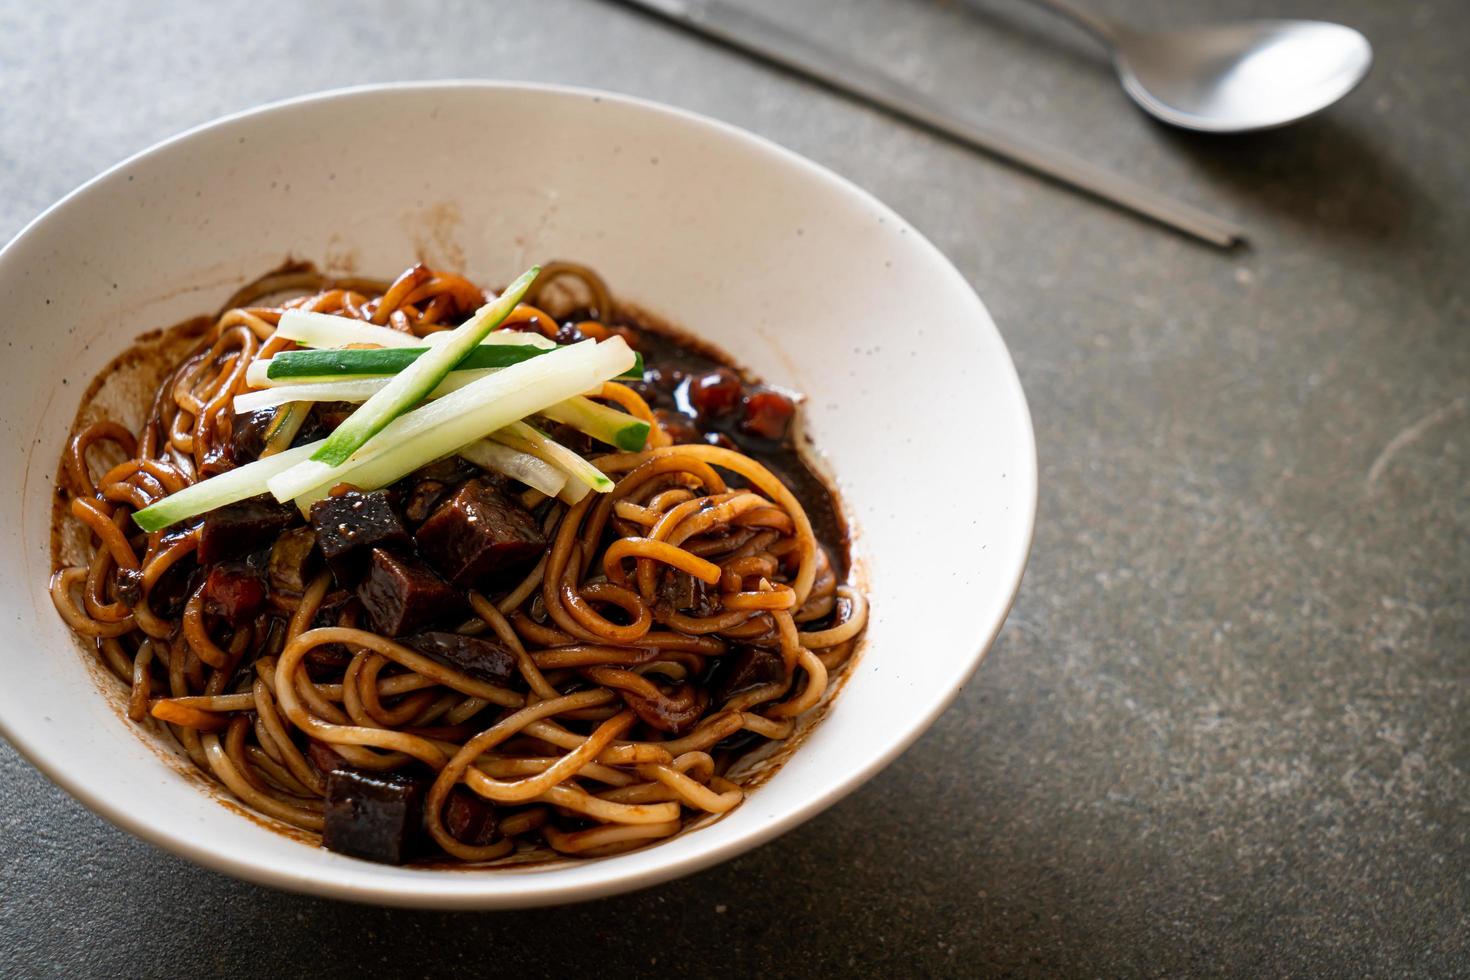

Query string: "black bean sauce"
[[608, 313, 850, 577]]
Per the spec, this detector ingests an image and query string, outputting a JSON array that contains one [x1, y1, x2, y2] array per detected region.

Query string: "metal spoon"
[[1030, 0, 1373, 132]]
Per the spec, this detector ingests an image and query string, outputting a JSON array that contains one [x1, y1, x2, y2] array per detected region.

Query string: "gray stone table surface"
[[1, 0, 1466, 976]]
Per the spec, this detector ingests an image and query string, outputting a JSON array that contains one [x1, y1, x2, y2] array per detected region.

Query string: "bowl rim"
[[0, 79, 1037, 908]]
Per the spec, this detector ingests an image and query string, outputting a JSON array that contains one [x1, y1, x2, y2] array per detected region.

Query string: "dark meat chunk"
[[658, 570, 718, 617], [314, 402, 356, 430], [404, 631, 516, 685], [402, 480, 450, 526], [197, 496, 295, 565], [309, 490, 411, 584], [290, 401, 358, 447], [322, 768, 426, 865], [230, 409, 276, 464], [268, 526, 318, 593], [414, 479, 545, 588], [202, 564, 265, 626], [114, 567, 144, 607], [301, 399, 355, 437], [688, 368, 742, 418], [443, 787, 499, 847], [357, 548, 462, 637], [311, 589, 357, 630], [412, 456, 475, 484], [738, 390, 796, 442], [711, 646, 786, 705]]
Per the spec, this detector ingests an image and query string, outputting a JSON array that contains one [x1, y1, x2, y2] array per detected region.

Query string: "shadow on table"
[[1155, 115, 1428, 248], [199, 809, 1091, 976]]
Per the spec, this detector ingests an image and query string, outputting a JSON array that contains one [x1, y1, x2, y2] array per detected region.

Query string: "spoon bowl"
[[1031, 0, 1373, 133], [1113, 20, 1374, 133]]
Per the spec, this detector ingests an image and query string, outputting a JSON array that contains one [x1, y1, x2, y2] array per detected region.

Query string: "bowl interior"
[[0, 83, 1035, 907]]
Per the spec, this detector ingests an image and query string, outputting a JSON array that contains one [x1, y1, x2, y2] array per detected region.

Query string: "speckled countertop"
[[2, 1, 1466, 975]]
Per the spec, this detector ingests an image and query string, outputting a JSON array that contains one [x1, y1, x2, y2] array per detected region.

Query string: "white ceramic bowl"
[[0, 82, 1035, 908]]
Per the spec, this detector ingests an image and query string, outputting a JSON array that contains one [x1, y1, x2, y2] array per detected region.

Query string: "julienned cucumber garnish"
[[309, 266, 540, 467], [267, 337, 635, 510]]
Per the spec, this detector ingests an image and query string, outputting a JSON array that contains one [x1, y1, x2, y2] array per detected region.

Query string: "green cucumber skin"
[[269, 344, 539, 378], [267, 347, 644, 381], [615, 421, 651, 451], [540, 401, 651, 451], [133, 505, 189, 533]]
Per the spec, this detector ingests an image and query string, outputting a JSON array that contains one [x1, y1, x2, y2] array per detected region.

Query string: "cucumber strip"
[[247, 360, 380, 387], [309, 266, 540, 466], [267, 344, 540, 380], [458, 438, 567, 498], [493, 421, 616, 494], [259, 402, 310, 456], [236, 379, 394, 413], [268, 337, 634, 508], [277, 309, 556, 352], [131, 439, 325, 532], [260, 344, 643, 383], [275, 310, 421, 349], [556, 475, 592, 504], [540, 398, 649, 451], [443, 330, 558, 350], [233, 370, 496, 414]]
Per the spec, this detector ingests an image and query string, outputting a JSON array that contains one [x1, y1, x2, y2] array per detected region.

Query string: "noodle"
[[50, 262, 868, 866]]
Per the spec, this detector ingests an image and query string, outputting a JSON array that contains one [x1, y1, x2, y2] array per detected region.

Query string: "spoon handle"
[[1025, 0, 1121, 45]]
